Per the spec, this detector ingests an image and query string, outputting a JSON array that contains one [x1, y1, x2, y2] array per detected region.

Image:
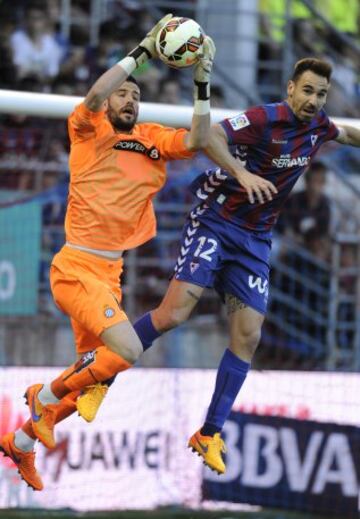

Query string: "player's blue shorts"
[[173, 204, 272, 315]]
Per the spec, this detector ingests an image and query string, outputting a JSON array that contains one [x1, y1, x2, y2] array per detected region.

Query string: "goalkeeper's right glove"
[[128, 13, 173, 67]]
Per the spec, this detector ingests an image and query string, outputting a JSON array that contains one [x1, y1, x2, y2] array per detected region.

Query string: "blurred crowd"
[[0, 0, 223, 103], [258, 0, 360, 116]]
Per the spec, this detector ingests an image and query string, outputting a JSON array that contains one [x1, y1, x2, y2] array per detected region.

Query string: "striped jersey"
[[190, 101, 339, 232], [66, 102, 194, 250]]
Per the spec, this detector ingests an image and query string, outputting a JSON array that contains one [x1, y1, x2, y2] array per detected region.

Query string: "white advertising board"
[[0, 368, 359, 510]]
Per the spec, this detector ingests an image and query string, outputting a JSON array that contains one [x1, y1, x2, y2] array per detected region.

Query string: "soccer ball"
[[156, 17, 204, 68]]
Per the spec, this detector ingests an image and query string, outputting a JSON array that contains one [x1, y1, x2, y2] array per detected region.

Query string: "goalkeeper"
[[0, 14, 217, 491]]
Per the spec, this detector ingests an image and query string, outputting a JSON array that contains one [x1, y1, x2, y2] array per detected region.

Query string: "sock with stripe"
[[200, 348, 250, 437], [133, 312, 162, 351], [50, 346, 131, 399], [38, 384, 60, 405], [15, 391, 80, 452], [14, 429, 36, 452]]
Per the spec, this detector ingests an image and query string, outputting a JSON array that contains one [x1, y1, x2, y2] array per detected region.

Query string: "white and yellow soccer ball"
[[156, 17, 204, 68]]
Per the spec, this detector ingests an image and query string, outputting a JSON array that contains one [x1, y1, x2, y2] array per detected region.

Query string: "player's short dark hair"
[[125, 75, 139, 87], [292, 58, 332, 83]]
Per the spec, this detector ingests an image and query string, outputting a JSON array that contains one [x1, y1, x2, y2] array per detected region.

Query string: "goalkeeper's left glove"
[[193, 36, 216, 102], [128, 13, 173, 67]]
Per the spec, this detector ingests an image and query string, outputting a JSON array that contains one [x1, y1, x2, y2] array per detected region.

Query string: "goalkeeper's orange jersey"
[[65, 102, 194, 250]]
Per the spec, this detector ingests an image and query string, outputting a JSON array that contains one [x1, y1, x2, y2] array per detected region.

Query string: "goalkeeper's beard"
[[107, 107, 137, 132]]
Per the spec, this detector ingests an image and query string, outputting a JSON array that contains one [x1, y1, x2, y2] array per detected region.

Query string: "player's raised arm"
[[335, 124, 360, 147], [184, 36, 216, 150], [84, 13, 173, 112], [205, 124, 278, 204]]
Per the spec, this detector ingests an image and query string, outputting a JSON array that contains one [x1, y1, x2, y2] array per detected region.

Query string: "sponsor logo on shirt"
[[228, 113, 250, 131], [113, 140, 160, 160], [272, 154, 311, 168], [272, 138, 288, 144]]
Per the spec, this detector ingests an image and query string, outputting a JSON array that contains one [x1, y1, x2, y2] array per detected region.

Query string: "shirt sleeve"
[[326, 118, 340, 141], [68, 102, 106, 143], [220, 106, 267, 145], [144, 124, 195, 160]]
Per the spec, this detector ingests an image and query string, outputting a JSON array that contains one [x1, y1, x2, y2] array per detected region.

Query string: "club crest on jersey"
[[113, 140, 160, 160], [190, 262, 199, 274], [104, 305, 115, 318], [228, 113, 250, 131]]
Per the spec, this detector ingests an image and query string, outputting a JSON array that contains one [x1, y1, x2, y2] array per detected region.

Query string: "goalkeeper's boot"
[[24, 384, 57, 449], [0, 432, 43, 491], [76, 383, 108, 423], [188, 429, 226, 475]]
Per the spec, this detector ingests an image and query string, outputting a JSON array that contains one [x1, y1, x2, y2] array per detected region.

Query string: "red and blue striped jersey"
[[190, 101, 339, 232]]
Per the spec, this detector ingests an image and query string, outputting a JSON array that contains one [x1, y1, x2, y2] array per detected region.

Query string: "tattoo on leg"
[[187, 289, 201, 302], [225, 294, 248, 315]]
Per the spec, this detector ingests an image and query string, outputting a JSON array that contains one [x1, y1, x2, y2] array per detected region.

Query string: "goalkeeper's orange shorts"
[[50, 245, 128, 354]]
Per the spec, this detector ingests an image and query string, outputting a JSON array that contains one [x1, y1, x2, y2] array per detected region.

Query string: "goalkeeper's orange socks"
[[50, 346, 131, 398], [14, 390, 80, 452]]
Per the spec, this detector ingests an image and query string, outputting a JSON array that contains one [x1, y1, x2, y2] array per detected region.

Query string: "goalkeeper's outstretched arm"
[[84, 14, 173, 112], [184, 36, 216, 151]]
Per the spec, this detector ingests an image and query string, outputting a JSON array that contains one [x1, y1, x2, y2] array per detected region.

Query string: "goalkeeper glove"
[[128, 13, 173, 67]]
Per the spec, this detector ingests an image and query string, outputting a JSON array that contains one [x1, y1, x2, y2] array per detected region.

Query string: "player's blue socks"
[[133, 312, 162, 351], [201, 348, 250, 437]]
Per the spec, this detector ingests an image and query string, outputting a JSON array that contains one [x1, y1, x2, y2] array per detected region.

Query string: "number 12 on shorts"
[[194, 236, 218, 262]]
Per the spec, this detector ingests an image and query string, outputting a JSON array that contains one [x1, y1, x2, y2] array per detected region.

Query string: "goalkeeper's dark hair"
[[125, 75, 139, 87], [292, 58, 332, 83]]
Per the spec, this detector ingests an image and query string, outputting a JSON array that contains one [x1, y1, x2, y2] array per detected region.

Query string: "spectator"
[[277, 161, 333, 243], [0, 9, 17, 88], [159, 77, 189, 105], [337, 242, 357, 351], [211, 85, 226, 108], [57, 24, 88, 88], [316, 0, 359, 37], [85, 21, 121, 84], [10, 2, 65, 85]]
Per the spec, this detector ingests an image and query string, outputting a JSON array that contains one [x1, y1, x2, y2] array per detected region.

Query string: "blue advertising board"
[[0, 201, 41, 315], [203, 412, 360, 518]]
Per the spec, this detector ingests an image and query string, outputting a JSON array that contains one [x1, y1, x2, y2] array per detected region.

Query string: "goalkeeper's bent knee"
[[55, 346, 131, 394]]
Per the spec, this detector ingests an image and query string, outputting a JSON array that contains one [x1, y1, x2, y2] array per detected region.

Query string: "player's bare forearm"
[[84, 15, 174, 112], [336, 125, 360, 147], [205, 124, 277, 204], [184, 113, 210, 150], [205, 125, 248, 176], [84, 64, 130, 112]]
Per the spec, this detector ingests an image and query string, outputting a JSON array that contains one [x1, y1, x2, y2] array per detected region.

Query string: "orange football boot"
[[188, 429, 227, 474], [25, 384, 58, 449], [0, 432, 43, 491]]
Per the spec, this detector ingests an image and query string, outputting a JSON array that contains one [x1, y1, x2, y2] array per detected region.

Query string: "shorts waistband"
[[61, 245, 124, 267], [66, 242, 123, 259]]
